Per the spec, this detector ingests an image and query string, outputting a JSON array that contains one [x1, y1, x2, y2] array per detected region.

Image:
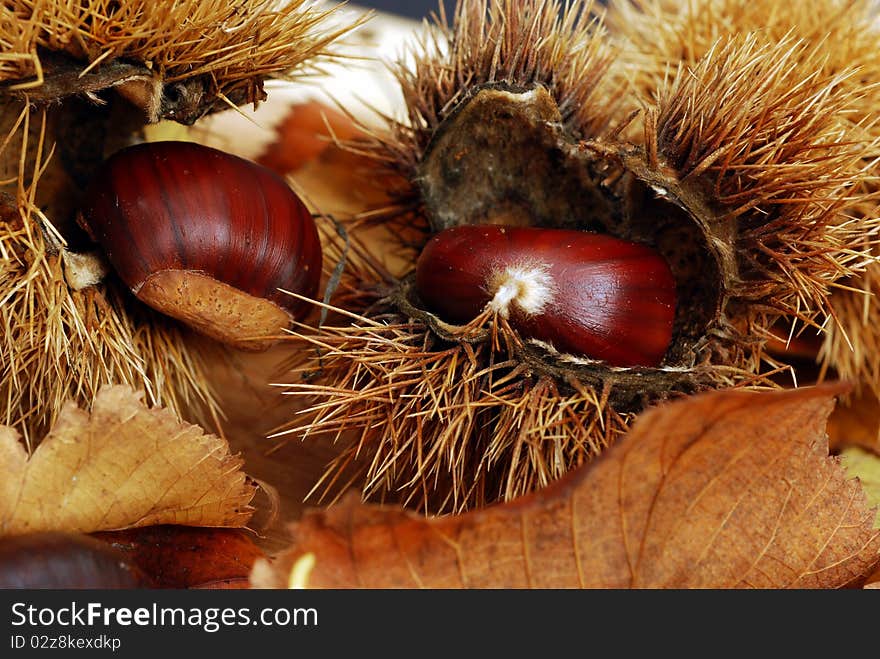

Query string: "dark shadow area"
[[353, 1, 453, 20]]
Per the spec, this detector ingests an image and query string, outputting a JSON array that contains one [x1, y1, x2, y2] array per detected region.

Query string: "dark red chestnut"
[[415, 226, 676, 367], [0, 532, 147, 589], [78, 141, 322, 351]]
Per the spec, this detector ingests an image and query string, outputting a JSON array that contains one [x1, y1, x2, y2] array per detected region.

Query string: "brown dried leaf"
[[257, 101, 362, 175], [827, 390, 880, 455], [253, 385, 880, 589], [0, 386, 255, 536]]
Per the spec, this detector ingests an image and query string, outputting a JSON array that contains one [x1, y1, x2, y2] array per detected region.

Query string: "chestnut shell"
[[0, 533, 145, 589], [415, 226, 676, 367], [79, 141, 322, 349]]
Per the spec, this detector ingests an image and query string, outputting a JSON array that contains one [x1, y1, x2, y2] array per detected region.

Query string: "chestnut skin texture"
[[79, 141, 321, 348], [0, 533, 146, 589], [415, 226, 676, 367]]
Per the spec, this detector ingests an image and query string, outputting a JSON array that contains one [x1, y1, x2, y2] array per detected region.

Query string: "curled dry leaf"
[[253, 385, 880, 589], [0, 386, 256, 537], [257, 101, 362, 175]]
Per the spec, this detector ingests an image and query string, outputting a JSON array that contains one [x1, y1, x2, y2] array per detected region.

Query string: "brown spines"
[[644, 34, 879, 324], [1, 1, 366, 122], [0, 104, 224, 443], [380, 0, 620, 188], [1, 1, 364, 442], [608, 0, 880, 124], [281, 0, 880, 512], [279, 305, 630, 514], [820, 270, 880, 396], [0, 0, 358, 101], [0, 217, 223, 445], [606, 0, 880, 392]]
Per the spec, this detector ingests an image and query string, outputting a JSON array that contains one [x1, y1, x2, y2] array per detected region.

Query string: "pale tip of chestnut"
[[486, 262, 555, 318], [136, 270, 292, 352]]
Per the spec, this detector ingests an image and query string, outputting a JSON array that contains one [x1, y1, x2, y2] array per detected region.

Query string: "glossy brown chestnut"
[[415, 226, 676, 367], [0, 533, 147, 589], [78, 141, 322, 351]]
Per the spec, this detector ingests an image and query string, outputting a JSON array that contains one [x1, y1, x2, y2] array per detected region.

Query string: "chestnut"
[[415, 226, 676, 367], [78, 141, 322, 351], [0, 533, 147, 589]]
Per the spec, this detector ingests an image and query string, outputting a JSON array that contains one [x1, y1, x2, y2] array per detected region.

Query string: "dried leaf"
[[253, 385, 880, 589], [257, 101, 362, 175], [827, 391, 880, 455], [0, 386, 256, 536], [841, 448, 880, 529], [95, 526, 264, 589]]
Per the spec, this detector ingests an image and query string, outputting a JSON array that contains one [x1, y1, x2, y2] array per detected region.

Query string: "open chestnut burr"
[[77, 141, 322, 351], [277, 0, 880, 513]]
